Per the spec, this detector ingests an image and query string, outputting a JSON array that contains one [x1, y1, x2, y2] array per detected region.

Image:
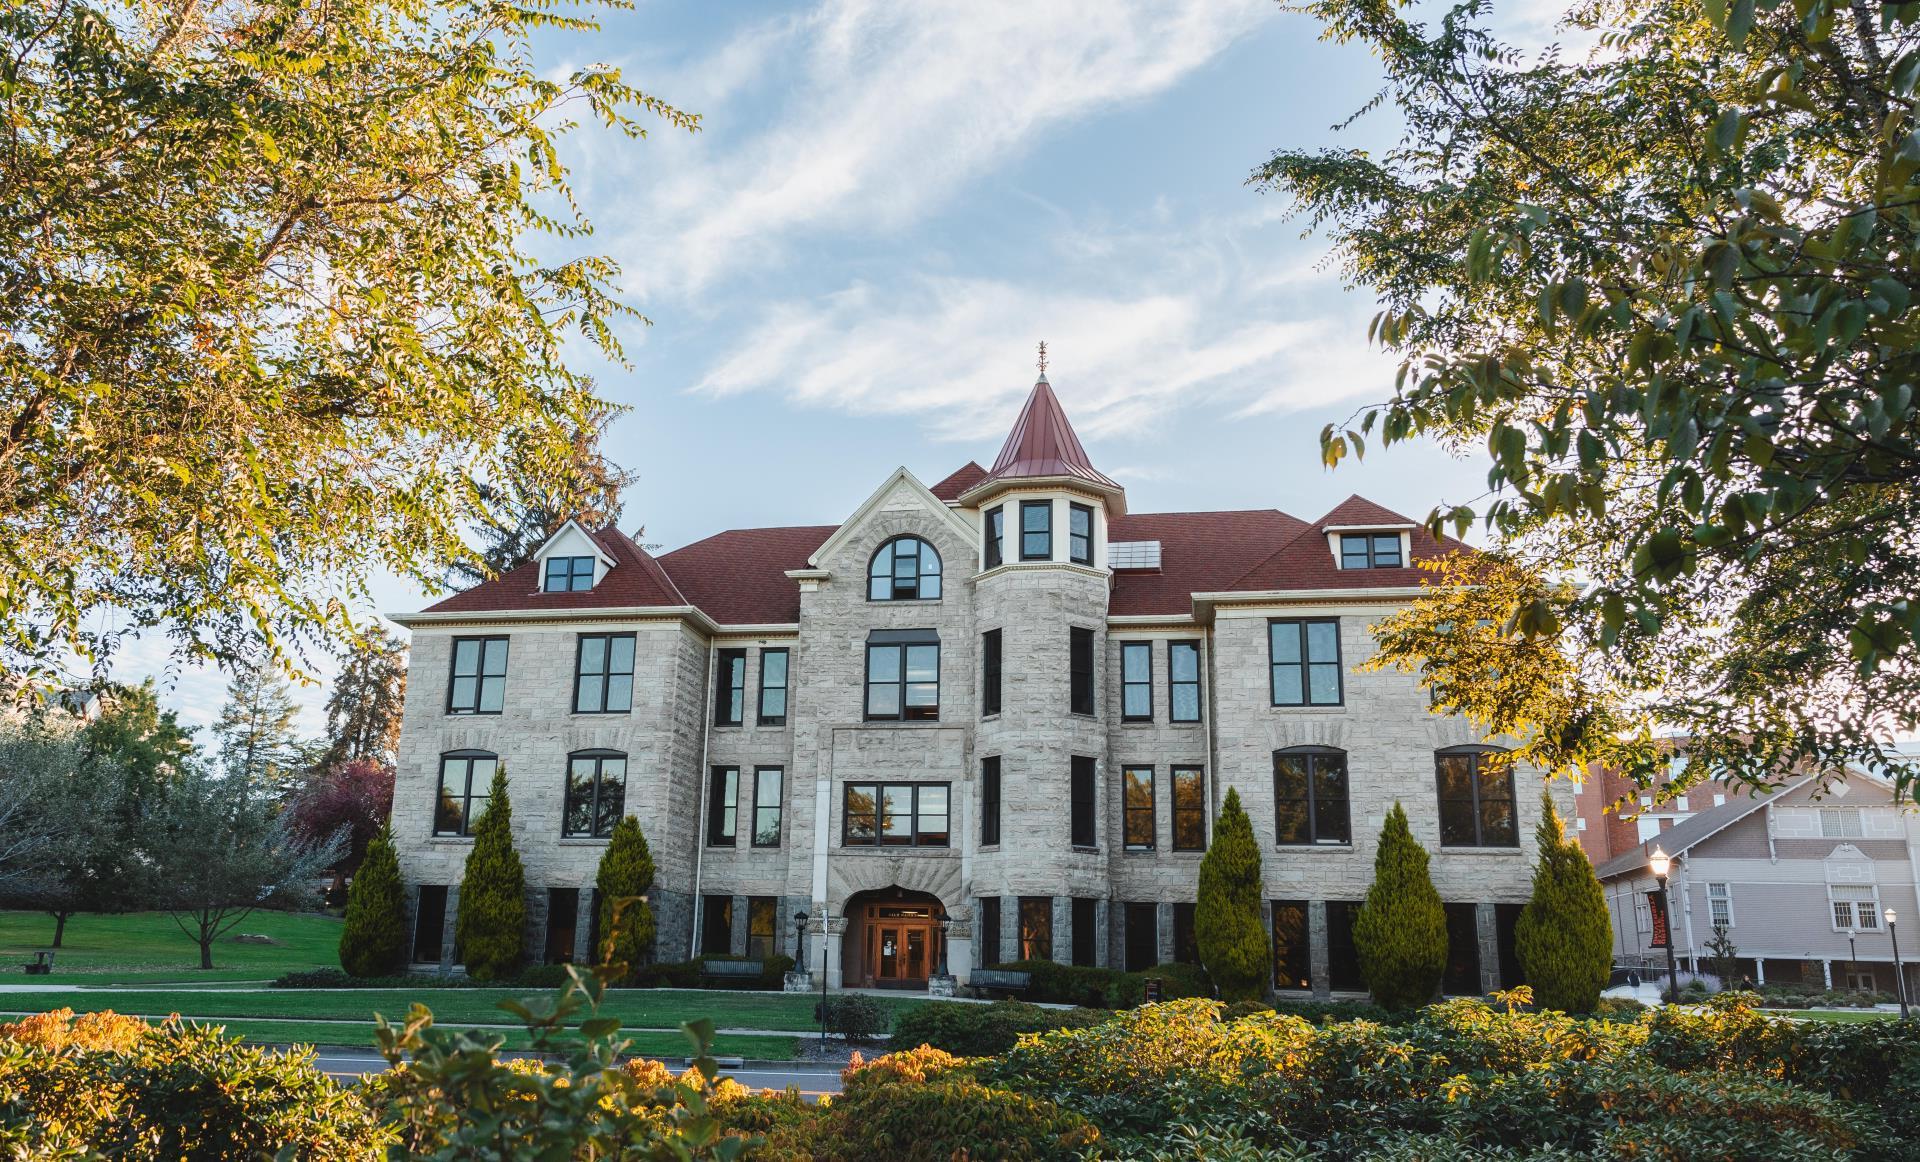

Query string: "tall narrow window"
[[1707, 882, 1734, 928], [752, 767, 783, 847], [1069, 626, 1095, 716], [1269, 618, 1343, 706], [563, 751, 626, 838], [544, 555, 596, 591], [1272, 900, 1311, 989], [413, 886, 448, 962], [447, 636, 509, 715], [1339, 532, 1404, 569], [1326, 901, 1365, 991], [865, 631, 940, 720], [981, 757, 1002, 846], [1070, 755, 1097, 848], [1171, 766, 1206, 851], [1121, 641, 1152, 721], [1169, 641, 1201, 722], [757, 648, 789, 725], [714, 649, 746, 726], [1173, 902, 1198, 965], [434, 752, 496, 837], [1021, 500, 1052, 560], [747, 897, 777, 959], [1019, 896, 1054, 962], [1068, 503, 1094, 566], [700, 895, 733, 956], [1123, 766, 1156, 850], [978, 896, 1002, 967], [706, 767, 738, 846], [1274, 747, 1351, 845], [1435, 746, 1519, 847], [574, 634, 635, 714], [868, 536, 942, 600], [1124, 902, 1158, 971], [1072, 897, 1098, 966], [981, 629, 1002, 717], [985, 505, 1005, 569]]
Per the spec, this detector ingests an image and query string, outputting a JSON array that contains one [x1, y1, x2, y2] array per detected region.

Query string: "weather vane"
[[1037, 339, 1048, 378]]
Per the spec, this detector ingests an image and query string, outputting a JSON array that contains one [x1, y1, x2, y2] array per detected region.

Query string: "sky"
[[115, 0, 1571, 740]]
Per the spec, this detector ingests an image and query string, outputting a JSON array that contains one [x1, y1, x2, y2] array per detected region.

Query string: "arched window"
[[563, 750, 627, 839], [1435, 745, 1517, 848], [1273, 746, 1350, 845], [869, 536, 942, 600], [435, 751, 497, 837]]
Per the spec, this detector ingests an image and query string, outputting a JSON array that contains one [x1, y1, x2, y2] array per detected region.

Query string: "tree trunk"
[[199, 929, 215, 970], [50, 912, 67, 948]]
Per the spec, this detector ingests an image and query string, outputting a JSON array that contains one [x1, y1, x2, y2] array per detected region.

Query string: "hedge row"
[[984, 958, 1213, 1008]]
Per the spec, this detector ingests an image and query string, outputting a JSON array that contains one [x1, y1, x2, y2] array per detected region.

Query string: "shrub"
[[1594, 995, 1648, 1018], [890, 1000, 1109, 1057], [630, 954, 795, 991], [1219, 999, 1274, 1022], [593, 815, 657, 976], [453, 767, 526, 982], [815, 995, 889, 1043], [841, 1044, 971, 1093], [0, 1007, 145, 1053], [1353, 801, 1447, 1010], [1195, 788, 1271, 1001], [1514, 793, 1612, 1013], [338, 823, 409, 977], [806, 1075, 1099, 1161], [1267, 998, 1396, 1025]]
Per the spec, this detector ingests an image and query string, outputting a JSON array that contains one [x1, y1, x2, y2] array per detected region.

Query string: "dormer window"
[[1339, 532, 1403, 569], [869, 536, 942, 601], [544, 555, 596, 592]]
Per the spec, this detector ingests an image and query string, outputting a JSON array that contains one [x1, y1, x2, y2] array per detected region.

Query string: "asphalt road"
[[305, 1049, 844, 1098]]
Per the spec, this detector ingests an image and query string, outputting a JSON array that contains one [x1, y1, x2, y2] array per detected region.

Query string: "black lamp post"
[[1650, 846, 1681, 1004], [816, 912, 832, 1046], [935, 909, 951, 976], [793, 911, 808, 973], [1889, 908, 1910, 1019]]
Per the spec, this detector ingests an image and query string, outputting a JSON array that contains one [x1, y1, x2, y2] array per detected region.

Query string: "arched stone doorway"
[[843, 886, 947, 989]]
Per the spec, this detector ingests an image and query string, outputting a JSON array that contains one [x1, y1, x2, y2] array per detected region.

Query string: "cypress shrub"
[[593, 815, 657, 978], [338, 824, 409, 978], [1194, 787, 1271, 1001], [454, 768, 525, 982], [1354, 801, 1446, 1010], [1515, 791, 1612, 1013]]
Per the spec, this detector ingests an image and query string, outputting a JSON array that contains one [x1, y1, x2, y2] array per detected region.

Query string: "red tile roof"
[[421, 526, 687, 614], [656, 525, 837, 625], [1225, 494, 1470, 593], [1108, 509, 1310, 617], [977, 379, 1122, 492], [928, 462, 987, 500]]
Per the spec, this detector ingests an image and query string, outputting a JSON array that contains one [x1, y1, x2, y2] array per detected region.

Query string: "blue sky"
[[122, 0, 1564, 738]]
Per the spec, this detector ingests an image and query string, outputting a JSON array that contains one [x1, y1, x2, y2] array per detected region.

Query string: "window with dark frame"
[[1069, 626, 1095, 716], [752, 767, 783, 847], [1125, 902, 1158, 971], [1269, 618, 1343, 706], [1021, 500, 1052, 560], [842, 782, 950, 847], [985, 506, 1005, 569], [433, 752, 495, 836], [1436, 747, 1519, 847], [544, 555, 596, 591], [701, 895, 733, 956], [714, 649, 746, 726], [447, 636, 509, 715], [562, 751, 626, 838], [868, 536, 943, 600], [757, 648, 789, 725], [747, 896, 777, 959], [1121, 641, 1152, 721], [1339, 532, 1404, 569], [981, 629, 1002, 717], [1272, 900, 1312, 989], [1326, 900, 1365, 991], [1171, 766, 1206, 851], [413, 886, 448, 962], [1019, 896, 1053, 961], [1173, 902, 1198, 965], [1273, 747, 1352, 845], [1169, 641, 1201, 722], [865, 631, 940, 720], [978, 896, 1002, 966], [1123, 766, 1155, 850], [706, 767, 738, 846], [573, 634, 635, 714], [1069, 503, 1093, 565], [1070, 755, 1097, 848], [1072, 897, 1097, 966], [980, 757, 1002, 846]]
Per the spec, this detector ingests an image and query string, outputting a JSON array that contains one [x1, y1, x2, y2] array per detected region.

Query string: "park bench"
[[23, 951, 54, 976], [698, 958, 765, 987], [969, 968, 1031, 999]]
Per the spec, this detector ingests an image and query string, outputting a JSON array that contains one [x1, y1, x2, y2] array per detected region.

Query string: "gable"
[[806, 468, 977, 573]]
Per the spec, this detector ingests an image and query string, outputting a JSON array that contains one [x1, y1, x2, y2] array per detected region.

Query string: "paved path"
[[0, 1009, 840, 1039], [304, 1048, 843, 1097]]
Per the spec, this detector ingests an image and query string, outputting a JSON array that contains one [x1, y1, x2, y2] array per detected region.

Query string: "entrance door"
[[875, 926, 904, 982]]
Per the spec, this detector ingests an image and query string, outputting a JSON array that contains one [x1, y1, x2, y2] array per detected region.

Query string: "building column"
[[574, 885, 595, 965], [1093, 899, 1111, 969], [1309, 900, 1331, 1000], [1755, 959, 1766, 986], [823, 917, 845, 989], [1476, 903, 1501, 995], [441, 886, 460, 976], [1822, 959, 1833, 989], [948, 914, 974, 982], [1158, 902, 1176, 968], [1052, 896, 1073, 964], [729, 894, 748, 957], [1001, 896, 1019, 965]]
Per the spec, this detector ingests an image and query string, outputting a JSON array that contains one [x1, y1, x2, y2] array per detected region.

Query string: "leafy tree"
[[455, 768, 526, 981], [1354, 803, 1446, 1010], [1515, 793, 1612, 1013], [1195, 787, 1271, 1002], [1255, 0, 1920, 793], [77, 681, 194, 797], [593, 816, 656, 976], [339, 824, 410, 977], [1706, 925, 1742, 991], [286, 759, 396, 900], [321, 628, 408, 767], [212, 660, 306, 792], [0, 726, 139, 946], [0, 0, 693, 686]]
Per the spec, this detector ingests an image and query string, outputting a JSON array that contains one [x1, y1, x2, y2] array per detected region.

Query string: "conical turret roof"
[[977, 377, 1122, 493]]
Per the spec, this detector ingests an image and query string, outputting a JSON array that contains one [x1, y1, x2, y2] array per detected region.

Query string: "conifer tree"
[[454, 769, 525, 982], [1195, 787, 1270, 1001], [593, 816, 656, 979], [1354, 802, 1447, 1010], [339, 824, 409, 978], [1515, 792, 1612, 1013]]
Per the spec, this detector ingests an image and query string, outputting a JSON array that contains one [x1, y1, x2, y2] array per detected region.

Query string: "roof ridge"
[[596, 525, 689, 606]]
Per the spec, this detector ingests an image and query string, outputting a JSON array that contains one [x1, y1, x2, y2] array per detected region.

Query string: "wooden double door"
[[864, 904, 943, 988]]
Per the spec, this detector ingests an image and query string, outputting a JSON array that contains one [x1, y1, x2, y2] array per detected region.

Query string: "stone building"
[[388, 369, 1574, 996]]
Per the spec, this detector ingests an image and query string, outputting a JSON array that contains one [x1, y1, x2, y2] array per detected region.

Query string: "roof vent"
[[1108, 540, 1162, 570]]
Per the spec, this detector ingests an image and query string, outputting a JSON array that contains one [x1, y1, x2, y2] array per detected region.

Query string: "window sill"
[[1071, 845, 1100, 854], [572, 710, 634, 717], [444, 712, 504, 718], [859, 719, 947, 726], [838, 845, 956, 854], [558, 837, 611, 846], [428, 837, 475, 844], [1437, 846, 1525, 855], [1120, 718, 1155, 726], [1122, 847, 1158, 856], [1275, 844, 1354, 853], [1268, 704, 1346, 712]]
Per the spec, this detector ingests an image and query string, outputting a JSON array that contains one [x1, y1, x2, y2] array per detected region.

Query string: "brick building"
[[388, 368, 1574, 996]]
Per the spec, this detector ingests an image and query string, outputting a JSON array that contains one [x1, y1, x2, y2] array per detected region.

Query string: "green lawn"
[[0, 910, 342, 984], [1783, 1008, 1901, 1023], [153, 1017, 797, 1058]]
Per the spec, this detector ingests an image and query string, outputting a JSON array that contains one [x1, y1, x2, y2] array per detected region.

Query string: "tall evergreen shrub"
[[1354, 802, 1447, 1010], [594, 815, 657, 977], [1515, 791, 1613, 1012], [339, 823, 409, 977], [454, 769, 525, 982], [1195, 787, 1270, 1001]]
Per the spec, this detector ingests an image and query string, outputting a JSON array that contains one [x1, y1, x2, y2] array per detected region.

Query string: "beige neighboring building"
[[387, 367, 1574, 996]]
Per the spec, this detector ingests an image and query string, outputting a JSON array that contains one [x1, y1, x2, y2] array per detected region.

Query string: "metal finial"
[[1036, 340, 1048, 379]]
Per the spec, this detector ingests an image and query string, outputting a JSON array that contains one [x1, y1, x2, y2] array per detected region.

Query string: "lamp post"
[[1649, 846, 1681, 1004], [793, 911, 808, 976], [936, 908, 951, 976], [1888, 908, 1910, 1020], [817, 912, 833, 1047]]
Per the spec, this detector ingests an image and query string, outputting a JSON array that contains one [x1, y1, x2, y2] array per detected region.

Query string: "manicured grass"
[[0, 910, 342, 984], [1783, 1008, 1901, 1023], [153, 1017, 797, 1058]]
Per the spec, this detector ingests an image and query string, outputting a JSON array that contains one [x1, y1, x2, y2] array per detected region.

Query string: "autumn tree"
[[1257, 0, 1920, 794], [286, 759, 396, 900], [322, 628, 408, 767]]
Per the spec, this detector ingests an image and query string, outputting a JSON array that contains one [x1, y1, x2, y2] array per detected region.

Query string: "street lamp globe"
[[1888, 908, 1898, 927], [1649, 846, 1671, 879]]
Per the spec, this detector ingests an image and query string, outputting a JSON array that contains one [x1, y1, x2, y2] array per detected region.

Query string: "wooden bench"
[[969, 969, 1031, 998], [698, 958, 765, 987], [23, 951, 53, 976]]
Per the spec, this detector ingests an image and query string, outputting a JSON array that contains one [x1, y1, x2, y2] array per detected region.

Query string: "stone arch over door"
[[829, 859, 969, 990]]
